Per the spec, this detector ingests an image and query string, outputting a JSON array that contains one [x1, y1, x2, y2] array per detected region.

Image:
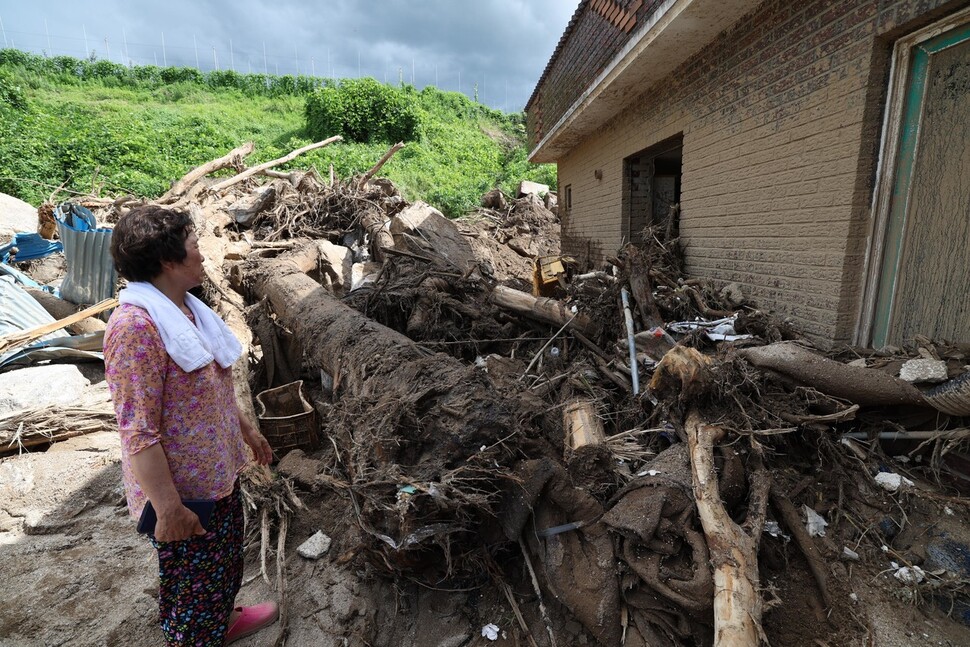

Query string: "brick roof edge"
[[524, 0, 591, 112]]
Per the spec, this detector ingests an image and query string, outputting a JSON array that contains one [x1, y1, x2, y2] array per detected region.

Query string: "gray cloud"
[[1, 0, 576, 110]]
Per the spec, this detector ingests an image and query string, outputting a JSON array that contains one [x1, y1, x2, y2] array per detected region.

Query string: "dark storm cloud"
[[1, 0, 576, 110]]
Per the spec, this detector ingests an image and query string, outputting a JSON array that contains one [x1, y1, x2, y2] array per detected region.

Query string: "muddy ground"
[[2, 369, 968, 647]]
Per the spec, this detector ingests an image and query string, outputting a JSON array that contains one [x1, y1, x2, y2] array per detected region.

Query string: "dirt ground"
[[2, 403, 969, 646]]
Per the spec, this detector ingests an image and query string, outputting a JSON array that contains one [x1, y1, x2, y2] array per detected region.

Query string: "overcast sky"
[[0, 1, 576, 112]]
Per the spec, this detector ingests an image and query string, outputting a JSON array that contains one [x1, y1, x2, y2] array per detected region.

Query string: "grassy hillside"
[[0, 50, 555, 217]]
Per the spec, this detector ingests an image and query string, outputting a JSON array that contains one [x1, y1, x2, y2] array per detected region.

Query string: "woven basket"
[[256, 380, 320, 455]]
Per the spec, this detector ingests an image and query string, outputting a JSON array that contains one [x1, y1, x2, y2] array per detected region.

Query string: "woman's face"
[[163, 230, 205, 289]]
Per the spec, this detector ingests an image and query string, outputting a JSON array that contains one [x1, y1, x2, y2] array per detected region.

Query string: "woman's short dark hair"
[[111, 205, 193, 282]]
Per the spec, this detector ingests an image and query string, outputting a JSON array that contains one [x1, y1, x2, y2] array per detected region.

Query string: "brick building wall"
[[541, 0, 968, 344]]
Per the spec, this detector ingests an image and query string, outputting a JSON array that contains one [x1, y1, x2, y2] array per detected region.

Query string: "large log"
[[686, 411, 769, 646], [739, 342, 926, 407], [652, 346, 770, 646], [491, 285, 601, 338], [249, 244, 516, 575]]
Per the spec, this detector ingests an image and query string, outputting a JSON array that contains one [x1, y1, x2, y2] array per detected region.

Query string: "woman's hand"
[[154, 502, 207, 542], [241, 417, 273, 465]]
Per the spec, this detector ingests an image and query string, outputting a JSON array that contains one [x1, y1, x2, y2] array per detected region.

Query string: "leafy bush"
[[0, 69, 26, 110], [306, 78, 420, 143], [0, 49, 556, 218]]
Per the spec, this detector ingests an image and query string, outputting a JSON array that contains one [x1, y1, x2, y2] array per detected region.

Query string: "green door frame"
[[858, 7, 970, 347]]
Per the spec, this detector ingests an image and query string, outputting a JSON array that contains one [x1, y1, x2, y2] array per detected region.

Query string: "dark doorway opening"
[[623, 134, 683, 244]]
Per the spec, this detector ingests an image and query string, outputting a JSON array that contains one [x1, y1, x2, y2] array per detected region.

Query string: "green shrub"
[[306, 78, 420, 143], [0, 69, 26, 110], [0, 48, 556, 218]]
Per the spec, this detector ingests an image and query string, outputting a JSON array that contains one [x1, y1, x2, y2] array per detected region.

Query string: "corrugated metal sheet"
[[55, 203, 117, 305], [0, 331, 104, 369], [0, 276, 69, 369]]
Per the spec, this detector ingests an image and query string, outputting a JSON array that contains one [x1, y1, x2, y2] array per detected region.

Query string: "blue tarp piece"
[[56, 203, 98, 232], [0, 232, 63, 263], [0, 263, 45, 290]]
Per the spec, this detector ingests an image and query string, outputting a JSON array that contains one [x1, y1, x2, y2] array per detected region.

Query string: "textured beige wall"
[[555, 0, 964, 345]]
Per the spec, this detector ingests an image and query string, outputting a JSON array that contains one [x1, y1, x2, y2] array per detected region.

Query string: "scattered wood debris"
[[2, 139, 970, 646]]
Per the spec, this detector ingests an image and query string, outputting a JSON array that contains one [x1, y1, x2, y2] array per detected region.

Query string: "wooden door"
[[870, 19, 970, 346]]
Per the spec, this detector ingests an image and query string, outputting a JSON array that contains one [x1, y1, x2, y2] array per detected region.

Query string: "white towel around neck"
[[118, 281, 242, 372]]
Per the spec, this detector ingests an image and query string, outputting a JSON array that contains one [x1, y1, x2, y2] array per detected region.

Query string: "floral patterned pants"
[[150, 484, 244, 646]]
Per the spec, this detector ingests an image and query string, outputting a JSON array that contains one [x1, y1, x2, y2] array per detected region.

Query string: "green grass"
[[0, 50, 555, 217]]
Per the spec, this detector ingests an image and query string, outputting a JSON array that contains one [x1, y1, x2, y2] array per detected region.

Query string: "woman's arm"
[[129, 444, 206, 542], [239, 410, 274, 465]]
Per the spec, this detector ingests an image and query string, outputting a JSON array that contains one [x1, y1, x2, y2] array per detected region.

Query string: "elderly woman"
[[105, 205, 279, 646]]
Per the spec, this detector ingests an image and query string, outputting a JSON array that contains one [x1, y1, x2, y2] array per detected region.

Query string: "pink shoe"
[[225, 601, 280, 645]]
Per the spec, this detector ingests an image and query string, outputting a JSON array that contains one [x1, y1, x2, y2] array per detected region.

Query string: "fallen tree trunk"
[[249, 244, 517, 578], [491, 285, 601, 339], [158, 141, 254, 204], [739, 342, 926, 407]]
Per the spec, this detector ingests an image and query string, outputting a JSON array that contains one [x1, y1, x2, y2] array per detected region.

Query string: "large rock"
[[0, 193, 38, 241], [517, 180, 549, 198], [0, 364, 91, 415], [389, 202, 475, 272]]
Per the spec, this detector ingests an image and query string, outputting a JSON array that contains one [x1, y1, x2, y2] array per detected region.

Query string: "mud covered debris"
[[1, 141, 969, 646]]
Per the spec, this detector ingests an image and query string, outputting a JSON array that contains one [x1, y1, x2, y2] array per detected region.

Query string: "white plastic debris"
[[297, 531, 333, 560], [874, 472, 914, 493], [763, 521, 789, 541], [842, 546, 860, 561], [892, 563, 925, 584], [802, 505, 828, 537], [945, 506, 955, 516], [898, 358, 947, 383], [636, 469, 661, 477], [849, 593, 859, 602], [481, 623, 500, 641], [667, 315, 753, 342]]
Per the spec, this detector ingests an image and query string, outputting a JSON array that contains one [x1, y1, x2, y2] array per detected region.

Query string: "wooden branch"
[[158, 142, 254, 203], [491, 285, 601, 338], [208, 136, 342, 193], [0, 298, 117, 355], [686, 410, 768, 646], [261, 169, 304, 187], [357, 142, 405, 188], [770, 484, 832, 609]]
